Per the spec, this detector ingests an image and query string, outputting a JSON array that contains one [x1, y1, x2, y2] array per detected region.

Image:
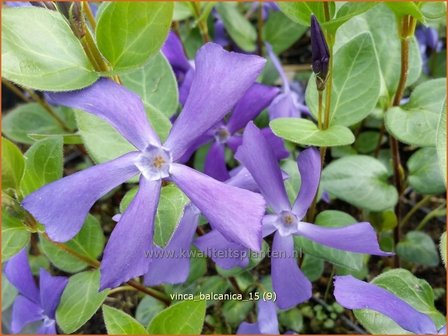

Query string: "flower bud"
[[311, 15, 330, 91]]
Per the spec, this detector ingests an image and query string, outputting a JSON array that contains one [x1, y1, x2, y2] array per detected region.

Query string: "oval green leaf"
[[322, 155, 398, 212], [397, 231, 439, 267], [96, 2, 173, 71], [2, 7, 98, 91], [306, 33, 381, 127], [2, 212, 30, 262], [2, 137, 25, 191], [147, 300, 206, 334], [270, 118, 355, 147], [56, 270, 109, 334], [103, 305, 147, 335]]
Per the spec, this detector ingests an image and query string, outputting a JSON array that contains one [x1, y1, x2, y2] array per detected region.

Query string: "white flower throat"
[[135, 145, 172, 181]]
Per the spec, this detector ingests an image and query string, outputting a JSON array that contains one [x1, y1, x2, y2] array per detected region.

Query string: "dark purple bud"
[[311, 15, 330, 90]]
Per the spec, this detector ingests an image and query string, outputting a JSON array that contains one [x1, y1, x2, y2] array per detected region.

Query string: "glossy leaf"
[[2, 7, 98, 91], [2, 137, 25, 191], [322, 155, 398, 212], [385, 78, 446, 147], [321, 3, 378, 33], [296, 210, 364, 271], [2, 103, 75, 145], [397, 231, 439, 267], [354, 269, 445, 334], [216, 3, 256, 52], [270, 118, 355, 147], [135, 296, 166, 327], [407, 147, 445, 195], [96, 2, 174, 71], [103, 305, 147, 335], [1, 212, 30, 262], [385, 3, 424, 22], [21, 136, 63, 196], [56, 270, 109, 334], [40, 215, 105, 273], [147, 300, 206, 334], [263, 11, 307, 54], [306, 33, 380, 127], [278, 2, 334, 26], [336, 4, 421, 101], [436, 102, 446, 184]]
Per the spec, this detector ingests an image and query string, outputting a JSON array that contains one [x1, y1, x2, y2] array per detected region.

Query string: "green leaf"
[[270, 118, 355, 147], [263, 11, 307, 54], [29, 133, 82, 145], [321, 3, 378, 33], [120, 184, 190, 247], [436, 102, 446, 184], [322, 155, 398, 211], [336, 4, 421, 101], [56, 270, 109, 334], [39, 215, 105, 273], [21, 136, 63, 196], [440, 232, 446, 268], [147, 300, 206, 334], [385, 3, 424, 22], [103, 305, 147, 335], [301, 254, 324, 281], [2, 273, 18, 312], [216, 3, 256, 52], [354, 131, 381, 154], [296, 210, 364, 271], [2, 103, 75, 145], [397, 231, 439, 267], [121, 52, 179, 119], [2, 137, 25, 191], [306, 33, 381, 127], [421, 2, 446, 20], [354, 269, 445, 334], [279, 309, 303, 333], [2, 211, 30, 262], [2, 7, 98, 91], [135, 296, 166, 327], [386, 78, 446, 147], [278, 2, 334, 26], [407, 147, 446, 195], [222, 300, 254, 327], [96, 2, 173, 71]]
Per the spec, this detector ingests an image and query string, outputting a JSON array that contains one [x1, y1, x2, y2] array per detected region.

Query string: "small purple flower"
[[311, 15, 330, 90], [237, 300, 279, 334], [5, 249, 68, 334], [334, 275, 445, 335], [233, 122, 391, 309], [266, 42, 310, 119], [22, 43, 267, 290]]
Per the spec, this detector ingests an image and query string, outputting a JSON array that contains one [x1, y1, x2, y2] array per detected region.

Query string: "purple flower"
[[266, 43, 310, 119], [4, 249, 68, 334], [237, 300, 279, 334], [311, 15, 330, 90], [22, 43, 267, 290], [334, 275, 445, 334], [233, 122, 392, 309]]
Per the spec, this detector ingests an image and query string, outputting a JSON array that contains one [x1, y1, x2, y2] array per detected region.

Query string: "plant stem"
[[323, 266, 335, 301], [192, 2, 210, 43], [23, 87, 71, 132], [228, 276, 244, 295], [2, 79, 31, 102], [401, 195, 432, 228], [323, 40, 334, 130], [323, 2, 331, 21], [389, 15, 415, 267], [82, 1, 96, 31], [256, 1, 264, 56], [42, 233, 171, 306], [415, 203, 446, 231], [317, 90, 324, 129]]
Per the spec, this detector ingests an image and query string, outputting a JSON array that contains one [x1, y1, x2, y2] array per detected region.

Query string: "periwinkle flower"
[[233, 122, 391, 309], [311, 15, 330, 91], [334, 275, 446, 335], [5, 249, 68, 334], [22, 43, 267, 290], [266, 42, 310, 119], [237, 300, 279, 334]]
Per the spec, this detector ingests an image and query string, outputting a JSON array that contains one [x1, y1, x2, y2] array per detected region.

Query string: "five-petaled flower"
[[207, 122, 392, 309], [5, 249, 68, 334], [22, 43, 267, 290]]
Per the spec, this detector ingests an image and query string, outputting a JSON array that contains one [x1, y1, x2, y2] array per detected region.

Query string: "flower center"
[[274, 210, 299, 236], [214, 126, 230, 144], [135, 145, 172, 181]]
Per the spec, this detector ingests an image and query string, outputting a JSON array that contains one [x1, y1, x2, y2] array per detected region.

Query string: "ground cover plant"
[[1, 1, 447, 334]]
